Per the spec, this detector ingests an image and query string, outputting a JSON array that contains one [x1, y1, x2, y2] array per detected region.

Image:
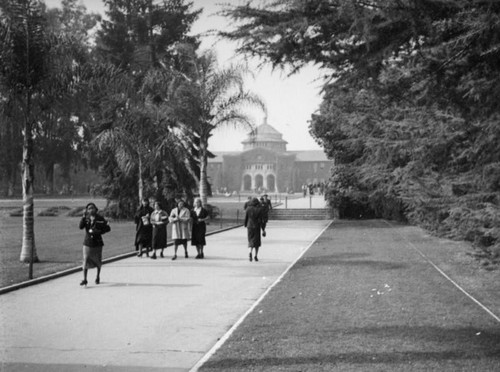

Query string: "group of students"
[[134, 197, 209, 261], [77, 194, 273, 286]]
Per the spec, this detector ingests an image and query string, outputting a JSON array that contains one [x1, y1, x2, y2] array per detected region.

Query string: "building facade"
[[207, 121, 334, 194]]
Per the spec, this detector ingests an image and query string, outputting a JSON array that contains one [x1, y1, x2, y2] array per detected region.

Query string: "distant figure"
[[191, 198, 210, 259], [302, 184, 307, 197], [150, 201, 169, 259], [243, 196, 252, 210], [260, 194, 272, 237], [244, 198, 265, 262], [79, 202, 110, 286], [135, 197, 153, 257], [169, 200, 192, 260]]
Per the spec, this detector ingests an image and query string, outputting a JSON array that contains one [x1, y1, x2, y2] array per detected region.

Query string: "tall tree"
[[174, 47, 265, 205], [0, 0, 50, 264], [92, 0, 202, 210]]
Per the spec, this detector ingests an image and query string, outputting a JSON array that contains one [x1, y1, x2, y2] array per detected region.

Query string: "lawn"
[[0, 197, 247, 289]]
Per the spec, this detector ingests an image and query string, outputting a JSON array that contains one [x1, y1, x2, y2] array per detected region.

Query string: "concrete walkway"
[[0, 220, 331, 372]]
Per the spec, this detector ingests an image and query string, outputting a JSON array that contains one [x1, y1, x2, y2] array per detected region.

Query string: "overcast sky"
[[45, 0, 326, 152]]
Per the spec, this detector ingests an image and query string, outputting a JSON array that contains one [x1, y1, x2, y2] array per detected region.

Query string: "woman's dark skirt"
[[152, 225, 167, 250], [135, 225, 152, 247], [191, 222, 207, 246], [247, 227, 261, 248], [83, 245, 102, 269]]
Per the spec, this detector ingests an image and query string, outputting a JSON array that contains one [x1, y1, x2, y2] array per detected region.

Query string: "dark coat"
[[191, 207, 209, 246], [244, 205, 264, 248], [135, 205, 154, 247], [79, 214, 110, 247]]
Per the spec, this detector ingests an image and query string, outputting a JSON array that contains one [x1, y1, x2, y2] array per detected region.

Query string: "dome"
[[241, 118, 288, 150]]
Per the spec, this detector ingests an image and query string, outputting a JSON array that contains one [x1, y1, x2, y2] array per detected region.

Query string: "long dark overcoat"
[[135, 205, 154, 247], [191, 207, 209, 246], [244, 205, 264, 248]]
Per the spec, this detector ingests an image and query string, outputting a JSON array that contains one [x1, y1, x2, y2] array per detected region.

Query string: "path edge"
[[0, 224, 243, 296], [189, 220, 334, 372]]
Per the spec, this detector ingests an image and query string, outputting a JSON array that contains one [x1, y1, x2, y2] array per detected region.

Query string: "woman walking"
[[150, 201, 169, 259], [191, 198, 209, 259], [79, 202, 111, 286], [135, 197, 153, 257], [169, 200, 192, 260], [244, 198, 264, 262]]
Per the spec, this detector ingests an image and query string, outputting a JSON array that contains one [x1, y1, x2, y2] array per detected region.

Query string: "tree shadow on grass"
[[202, 326, 500, 369], [297, 255, 406, 270]]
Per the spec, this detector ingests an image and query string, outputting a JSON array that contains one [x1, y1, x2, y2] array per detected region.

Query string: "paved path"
[[0, 220, 331, 372]]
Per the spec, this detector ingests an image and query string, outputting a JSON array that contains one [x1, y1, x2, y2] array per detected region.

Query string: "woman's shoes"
[[151, 255, 157, 259], [160, 251, 164, 258], [201, 253, 204, 259], [80, 280, 88, 286], [171, 255, 177, 260], [185, 253, 189, 258], [137, 252, 143, 257], [254, 256, 259, 262], [249, 253, 253, 262], [195, 254, 201, 259], [95, 278, 100, 285]]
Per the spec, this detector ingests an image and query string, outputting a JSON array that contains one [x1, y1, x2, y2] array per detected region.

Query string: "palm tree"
[[176, 48, 266, 205], [0, 0, 88, 269], [0, 0, 51, 266]]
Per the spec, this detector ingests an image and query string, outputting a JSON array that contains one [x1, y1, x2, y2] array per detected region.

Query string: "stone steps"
[[269, 208, 333, 220]]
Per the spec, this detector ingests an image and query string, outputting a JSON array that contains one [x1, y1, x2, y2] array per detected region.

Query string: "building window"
[[313, 163, 318, 172], [320, 162, 325, 169]]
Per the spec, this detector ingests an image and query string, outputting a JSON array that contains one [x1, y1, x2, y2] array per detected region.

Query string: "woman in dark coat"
[[135, 197, 154, 257], [191, 198, 210, 259], [79, 202, 111, 286], [150, 200, 169, 259], [244, 198, 265, 262]]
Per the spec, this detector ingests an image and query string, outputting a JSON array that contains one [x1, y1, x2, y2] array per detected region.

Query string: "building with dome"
[[207, 120, 334, 194]]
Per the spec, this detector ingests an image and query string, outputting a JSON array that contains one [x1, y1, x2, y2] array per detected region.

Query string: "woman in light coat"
[[169, 200, 192, 260]]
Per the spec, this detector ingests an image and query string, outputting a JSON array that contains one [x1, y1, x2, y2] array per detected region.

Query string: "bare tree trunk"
[[20, 119, 38, 264], [45, 162, 54, 194], [138, 154, 144, 202], [7, 163, 17, 197], [199, 139, 209, 206]]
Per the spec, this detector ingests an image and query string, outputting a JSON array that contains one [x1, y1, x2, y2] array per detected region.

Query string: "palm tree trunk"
[[199, 139, 209, 206], [19, 119, 38, 264]]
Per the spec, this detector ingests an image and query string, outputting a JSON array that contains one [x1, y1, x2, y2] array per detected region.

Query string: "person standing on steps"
[[135, 197, 153, 257], [169, 200, 192, 260], [79, 202, 111, 286], [150, 200, 169, 259], [244, 198, 265, 262], [191, 198, 210, 259]]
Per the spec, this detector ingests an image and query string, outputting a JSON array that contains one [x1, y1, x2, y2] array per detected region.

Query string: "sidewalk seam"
[[384, 220, 500, 324], [189, 220, 334, 372]]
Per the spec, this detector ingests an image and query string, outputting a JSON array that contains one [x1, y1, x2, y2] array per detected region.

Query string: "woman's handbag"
[[141, 214, 150, 225]]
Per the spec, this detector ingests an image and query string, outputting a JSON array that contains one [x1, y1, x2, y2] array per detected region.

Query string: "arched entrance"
[[255, 174, 264, 190], [266, 174, 275, 191], [243, 174, 252, 191]]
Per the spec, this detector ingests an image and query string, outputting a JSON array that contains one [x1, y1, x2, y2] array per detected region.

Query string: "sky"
[[45, 0, 326, 152]]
